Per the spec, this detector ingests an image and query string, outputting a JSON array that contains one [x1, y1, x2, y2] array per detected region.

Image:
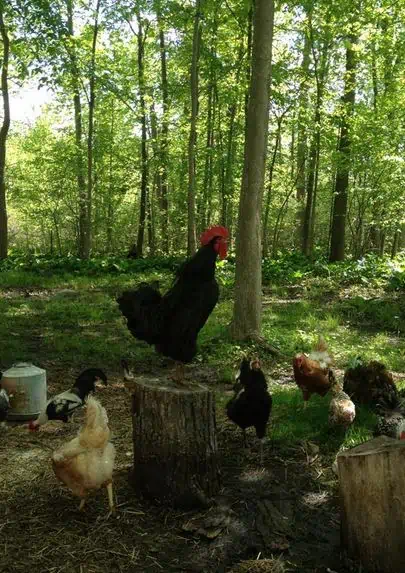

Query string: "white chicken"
[[52, 396, 116, 514]]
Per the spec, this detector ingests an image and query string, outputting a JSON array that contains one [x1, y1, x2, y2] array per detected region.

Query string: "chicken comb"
[[200, 226, 229, 246]]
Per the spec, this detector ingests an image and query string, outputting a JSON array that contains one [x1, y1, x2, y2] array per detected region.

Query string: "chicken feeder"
[[1, 362, 47, 421]]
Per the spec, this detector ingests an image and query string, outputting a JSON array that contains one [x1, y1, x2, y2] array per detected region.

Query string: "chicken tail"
[[78, 396, 111, 449], [117, 283, 162, 344], [314, 335, 328, 353]]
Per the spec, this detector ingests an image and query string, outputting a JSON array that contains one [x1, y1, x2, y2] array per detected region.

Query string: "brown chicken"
[[52, 396, 116, 514], [293, 337, 333, 408]]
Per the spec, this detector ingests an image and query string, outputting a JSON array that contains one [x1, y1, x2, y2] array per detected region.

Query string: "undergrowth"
[[0, 252, 404, 453]]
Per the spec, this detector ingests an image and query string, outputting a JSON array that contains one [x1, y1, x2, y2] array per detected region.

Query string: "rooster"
[[52, 396, 116, 514], [226, 356, 272, 463], [293, 337, 333, 408], [29, 368, 107, 430], [117, 226, 228, 381]]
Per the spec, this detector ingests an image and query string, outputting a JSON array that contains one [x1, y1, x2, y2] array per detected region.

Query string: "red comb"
[[200, 226, 229, 246]]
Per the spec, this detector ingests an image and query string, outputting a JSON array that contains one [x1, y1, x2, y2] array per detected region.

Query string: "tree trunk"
[[338, 436, 405, 573], [85, 0, 101, 259], [231, 0, 274, 340], [262, 117, 282, 257], [66, 0, 88, 259], [128, 375, 220, 508], [187, 0, 202, 256], [295, 29, 310, 246], [0, 8, 10, 260], [157, 7, 169, 253], [329, 32, 357, 262], [135, 12, 148, 257]]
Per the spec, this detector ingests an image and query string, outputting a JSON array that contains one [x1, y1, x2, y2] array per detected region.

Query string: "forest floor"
[[0, 271, 404, 572]]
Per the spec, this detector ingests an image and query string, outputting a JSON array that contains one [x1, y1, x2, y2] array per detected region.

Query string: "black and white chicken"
[[226, 357, 272, 462], [28, 368, 107, 431]]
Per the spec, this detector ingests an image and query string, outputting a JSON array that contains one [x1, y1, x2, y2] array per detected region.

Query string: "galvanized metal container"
[[1, 362, 47, 421]]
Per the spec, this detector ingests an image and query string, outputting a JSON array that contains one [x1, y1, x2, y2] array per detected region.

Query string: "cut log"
[[338, 436, 405, 573], [128, 374, 221, 508]]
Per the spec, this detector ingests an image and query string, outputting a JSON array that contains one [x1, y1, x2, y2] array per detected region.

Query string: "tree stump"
[[337, 436, 405, 572], [128, 374, 221, 508]]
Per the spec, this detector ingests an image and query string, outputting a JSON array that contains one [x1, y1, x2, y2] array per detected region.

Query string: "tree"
[[329, 29, 357, 262], [231, 0, 274, 340], [0, 4, 10, 259], [187, 0, 202, 256]]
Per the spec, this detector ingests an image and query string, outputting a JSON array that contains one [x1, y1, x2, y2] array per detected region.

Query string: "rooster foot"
[[170, 362, 186, 384], [79, 498, 86, 512]]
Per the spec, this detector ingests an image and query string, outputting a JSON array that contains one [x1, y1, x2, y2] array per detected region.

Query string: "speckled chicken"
[[328, 371, 356, 429]]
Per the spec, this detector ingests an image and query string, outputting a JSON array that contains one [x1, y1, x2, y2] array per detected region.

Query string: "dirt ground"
[[0, 365, 355, 573]]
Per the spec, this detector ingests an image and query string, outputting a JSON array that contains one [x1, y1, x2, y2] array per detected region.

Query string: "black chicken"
[[226, 357, 272, 462], [0, 371, 11, 429], [117, 226, 228, 381]]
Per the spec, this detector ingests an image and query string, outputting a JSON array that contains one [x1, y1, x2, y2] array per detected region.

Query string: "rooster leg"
[[259, 439, 264, 465], [171, 362, 186, 384], [79, 498, 86, 512], [242, 428, 248, 448], [106, 482, 115, 516]]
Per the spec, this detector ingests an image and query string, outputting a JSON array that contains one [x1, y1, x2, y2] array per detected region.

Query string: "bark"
[[187, 0, 202, 256], [66, 0, 87, 259], [329, 32, 357, 262], [0, 8, 10, 260], [231, 0, 274, 340], [85, 0, 101, 258], [129, 375, 220, 508], [135, 13, 148, 257], [338, 436, 405, 572], [157, 7, 169, 252], [199, 67, 215, 232]]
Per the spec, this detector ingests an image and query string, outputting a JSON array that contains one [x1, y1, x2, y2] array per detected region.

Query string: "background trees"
[[0, 0, 403, 260]]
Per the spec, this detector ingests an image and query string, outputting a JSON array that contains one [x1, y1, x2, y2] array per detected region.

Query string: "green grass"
[[0, 267, 404, 455]]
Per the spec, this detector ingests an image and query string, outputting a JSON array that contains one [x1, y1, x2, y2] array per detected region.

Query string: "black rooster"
[[117, 226, 228, 381], [226, 357, 272, 463]]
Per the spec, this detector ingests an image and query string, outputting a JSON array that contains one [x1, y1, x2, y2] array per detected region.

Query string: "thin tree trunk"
[[295, 29, 310, 246], [187, 0, 202, 255], [263, 117, 283, 257], [0, 8, 10, 260], [199, 77, 215, 232], [66, 0, 87, 258], [231, 0, 274, 340], [329, 32, 357, 262], [135, 13, 148, 257], [85, 0, 101, 258], [157, 6, 169, 253], [106, 100, 115, 251]]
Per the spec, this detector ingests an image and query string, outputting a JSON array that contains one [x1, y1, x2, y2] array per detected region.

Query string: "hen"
[[29, 368, 107, 430], [226, 356, 272, 462], [117, 226, 228, 381], [328, 371, 356, 429], [52, 395, 116, 514], [293, 337, 333, 408]]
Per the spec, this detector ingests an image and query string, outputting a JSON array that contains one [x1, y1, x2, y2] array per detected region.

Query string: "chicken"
[[293, 336, 333, 408], [117, 226, 228, 381], [29, 368, 107, 430], [52, 395, 116, 514], [343, 358, 399, 411], [226, 357, 272, 463], [328, 371, 356, 429], [374, 411, 405, 440]]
